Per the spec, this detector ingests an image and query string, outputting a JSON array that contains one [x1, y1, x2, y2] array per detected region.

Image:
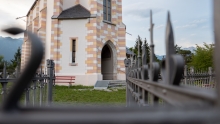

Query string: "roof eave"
[[26, 0, 39, 16], [52, 15, 96, 20]]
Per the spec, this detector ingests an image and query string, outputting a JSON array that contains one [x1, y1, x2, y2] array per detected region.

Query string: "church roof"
[[54, 4, 91, 19], [26, 0, 38, 16]]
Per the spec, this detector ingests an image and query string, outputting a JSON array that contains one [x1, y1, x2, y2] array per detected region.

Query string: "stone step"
[[108, 84, 126, 87], [94, 80, 110, 89], [108, 80, 126, 88], [94, 80, 126, 89], [109, 80, 126, 84], [109, 82, 126, 85]]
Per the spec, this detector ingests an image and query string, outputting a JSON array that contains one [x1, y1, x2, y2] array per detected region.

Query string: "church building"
[[21, 0, 126, 86]]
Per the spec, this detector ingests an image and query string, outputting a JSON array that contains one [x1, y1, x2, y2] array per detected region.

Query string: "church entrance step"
[[94, 80, 126, 89], [94, 80, 110, 89], [108, 80, 126, 88]]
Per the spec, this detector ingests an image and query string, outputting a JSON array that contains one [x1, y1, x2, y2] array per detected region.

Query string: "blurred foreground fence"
[[124, 11, 217, 107], [0, 1, 220, 123], [0, 60, 55, 106]]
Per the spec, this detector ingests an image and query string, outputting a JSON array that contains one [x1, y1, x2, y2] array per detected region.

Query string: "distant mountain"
[[156, 55, 164, 60], [182, 47, 196, 53], [0, 36, 23, 61]]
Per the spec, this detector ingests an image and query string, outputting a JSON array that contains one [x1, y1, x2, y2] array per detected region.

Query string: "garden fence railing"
[[0, 60, 55, 106], [180, 66, 215, 89]]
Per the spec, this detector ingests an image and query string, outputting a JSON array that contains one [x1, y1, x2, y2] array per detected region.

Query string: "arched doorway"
[[101, 44, 113, 80]]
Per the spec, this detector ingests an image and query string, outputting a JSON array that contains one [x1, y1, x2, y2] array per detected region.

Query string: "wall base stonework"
[[117, 74, 126, 80], [55, 73, 103, 86], [55, 73, 125, 86]]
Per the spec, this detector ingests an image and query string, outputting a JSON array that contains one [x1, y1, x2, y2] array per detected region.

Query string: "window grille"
[[103, 0, 111, 22], [72, 40, 76, 63]]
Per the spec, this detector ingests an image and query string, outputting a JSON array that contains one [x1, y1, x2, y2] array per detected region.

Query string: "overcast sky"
[[0, 0, 214, 55]]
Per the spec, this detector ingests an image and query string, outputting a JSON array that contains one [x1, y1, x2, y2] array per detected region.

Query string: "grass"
[[0, 84, 126, 106], [0, 82, 14, 104], [53, 85, 126, 105]]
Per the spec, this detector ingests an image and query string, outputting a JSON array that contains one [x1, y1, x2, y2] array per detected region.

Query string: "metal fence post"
[[124, 58, 131, 107], [15, 66, 18, 78], [32, 74, 37, 106], [47, 59, 54, 106], [208, 67, 213, 87], [1, 62, 8, 101], [126, 67, 129, 107], [184, 65, 187, 85], [142, 40, 149, 106], [25, 87, 30, 106], [190, 67, 194, 85], [15, 58, 21, 78], [39, 67, 43, 106]]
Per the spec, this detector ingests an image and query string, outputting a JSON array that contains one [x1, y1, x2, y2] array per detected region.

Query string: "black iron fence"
[[124, 10, 216, 107], [0, 60, 55, 106]]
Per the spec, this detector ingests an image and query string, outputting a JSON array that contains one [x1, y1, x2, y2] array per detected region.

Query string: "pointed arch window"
[[103, 0, 111, 22]]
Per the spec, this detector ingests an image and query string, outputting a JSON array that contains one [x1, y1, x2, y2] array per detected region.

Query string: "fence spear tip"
[[167, 11, 171, 21]]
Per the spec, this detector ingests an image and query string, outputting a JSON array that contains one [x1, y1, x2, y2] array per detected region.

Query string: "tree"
[[175, 44, 193, 65], [178, 49, 193, 65], [0, 55, 4, 70], [190, 43, 214, 70], [8, 47, 21, 70], [129, 36, 158, 65], [129, 36, 142, 58], [144, 38, 150, 63], [174, 44, 181, 54], [133, 35, 143, 56]]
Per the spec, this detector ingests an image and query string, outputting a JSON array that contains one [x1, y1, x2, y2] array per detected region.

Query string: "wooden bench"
[[202, 84, 215, 88], [55, 76, 75, 87]]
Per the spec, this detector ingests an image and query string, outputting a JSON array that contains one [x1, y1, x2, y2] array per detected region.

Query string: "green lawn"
[[0, 85, 126, 106], [0, 82, 14, 104], [53, 85, 126, 106]]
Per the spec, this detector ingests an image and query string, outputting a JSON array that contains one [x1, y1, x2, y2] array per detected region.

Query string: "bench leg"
[[68, 83, 72, 88]]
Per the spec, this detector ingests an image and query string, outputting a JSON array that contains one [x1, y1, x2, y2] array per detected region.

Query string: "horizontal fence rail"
[[127, 77, 216, 106]]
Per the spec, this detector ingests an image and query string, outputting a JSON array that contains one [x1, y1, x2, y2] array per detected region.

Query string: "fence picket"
[[0, 60, 55, 106]]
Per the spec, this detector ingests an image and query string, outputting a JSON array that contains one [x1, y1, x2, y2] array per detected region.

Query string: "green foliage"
[[0, 47, 21, 73], [179, 49, 193, 64], [175, 44, 193, 65], [0, 56, 9, 71], [7, 47, 21, 70], [129, 35, 159, 64], [0, 55, 4, 69], [129, 35, 143, 57], [0, 82, 14, 103], [144, 38, 151, 63], [134, 36, 143, 56], [190, 43, 214, 70], [174, 44, 182, 54]]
